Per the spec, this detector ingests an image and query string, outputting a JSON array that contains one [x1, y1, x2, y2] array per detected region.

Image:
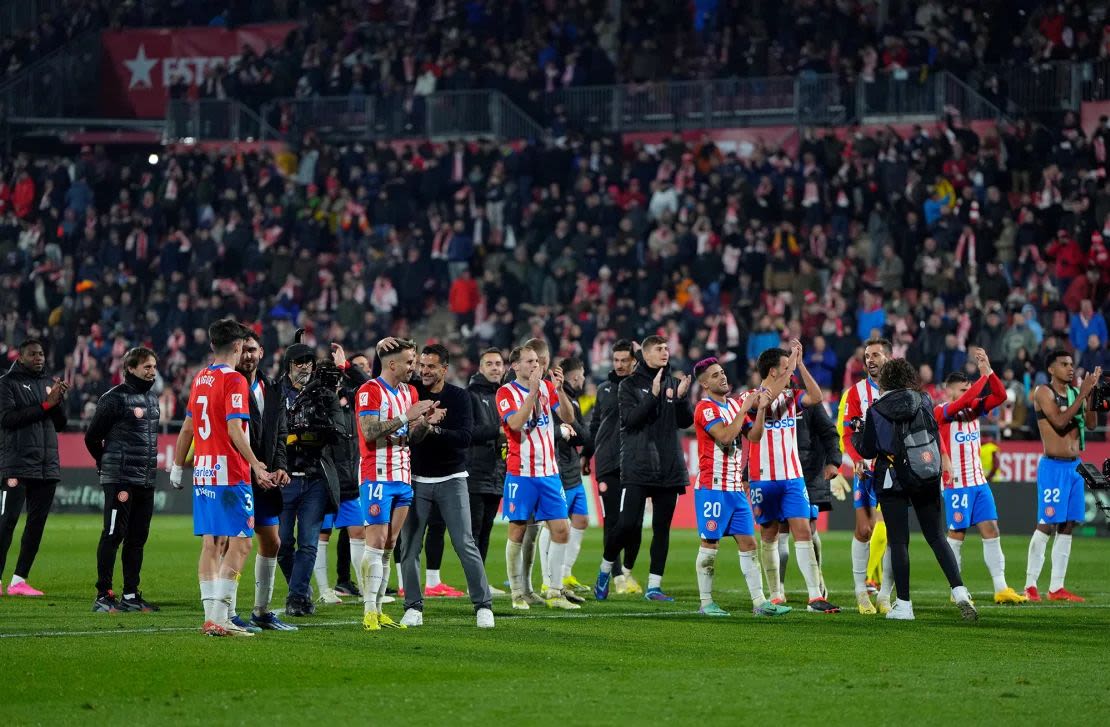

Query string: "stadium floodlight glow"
[[183, 137, 196, 144], [148, 153, 159, 165]]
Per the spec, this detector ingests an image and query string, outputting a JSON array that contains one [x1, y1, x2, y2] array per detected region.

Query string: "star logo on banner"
[[124, 44, 158, 89]]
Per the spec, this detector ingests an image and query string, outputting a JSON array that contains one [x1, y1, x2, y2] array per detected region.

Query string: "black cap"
[[283, 343, 315, 370]]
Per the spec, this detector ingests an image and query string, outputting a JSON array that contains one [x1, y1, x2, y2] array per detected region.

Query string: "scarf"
[[1067, 385, 1087, 450]]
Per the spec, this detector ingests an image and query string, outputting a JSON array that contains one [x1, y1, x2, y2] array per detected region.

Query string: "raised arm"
[[790, 339, 823, 406]]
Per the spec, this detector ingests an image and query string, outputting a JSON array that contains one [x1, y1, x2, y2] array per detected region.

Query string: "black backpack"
[[889, 393, 942, 491]]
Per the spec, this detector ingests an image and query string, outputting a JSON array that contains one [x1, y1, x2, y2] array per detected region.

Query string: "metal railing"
[[164, 99, 280, 142], [0, 30, 100, 119]]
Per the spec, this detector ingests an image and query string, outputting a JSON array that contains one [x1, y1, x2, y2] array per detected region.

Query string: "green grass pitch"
[[1, 515, 1107, 725]]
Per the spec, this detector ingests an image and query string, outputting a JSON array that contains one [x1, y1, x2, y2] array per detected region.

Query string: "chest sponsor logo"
[[766, 417, 797, 429], [953, 431, 980, 443]]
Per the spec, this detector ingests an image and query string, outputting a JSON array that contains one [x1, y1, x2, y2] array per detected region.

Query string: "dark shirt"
[[410, 382, 473, 481]]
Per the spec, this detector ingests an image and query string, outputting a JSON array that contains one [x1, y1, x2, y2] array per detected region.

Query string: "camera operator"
[[467, 348, 507, 573], [319, 346, 371, 600], [398, 343, 494, 628], [228, 331, 295, 632], [277, 340, 346, 617], [85, 347, 161, 613], [853, 358, 977, 622], [583, 340, 636, 594], [595, 335, 693, 602], [1024, 353, 1102, 602], [0, 339, 68, 597]]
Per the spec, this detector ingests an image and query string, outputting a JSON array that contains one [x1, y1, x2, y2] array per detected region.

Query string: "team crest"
[[247, 516, 255, 529], [1045, 506, 1056, 517], [752, 506, 762, 516], [369, 504, 381, 516], [953, 512, 963, 523], [508, 503, 516, 513], [133, 407, 145, 418], [921, 450, 934, 464], [854, 489, 862, 501], [705, 519, 717, 532], [117, 490, 129, 503], [6, 478, 16, 487]]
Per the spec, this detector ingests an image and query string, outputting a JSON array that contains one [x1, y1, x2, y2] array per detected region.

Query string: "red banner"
[[99, 22, 299, 118]]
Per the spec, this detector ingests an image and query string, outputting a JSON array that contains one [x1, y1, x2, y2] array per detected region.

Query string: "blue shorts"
[[254, 488, 281, 528], [359, 481, 413, 526], [853, 473, 878, 510], [944, 485, 999, 530], [565, 484, 589, 517], [749, 478, 811, 525], [322, 499, 364, 530], [193, 484, 255, 537], [1036, 457, 1085, 524], [503, 474, 568, 522], [696, 489, 755, 540]]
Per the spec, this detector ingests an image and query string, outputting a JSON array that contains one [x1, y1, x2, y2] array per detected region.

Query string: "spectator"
[[1069, 300, 1108, 351], [804, 336, 838, 390]]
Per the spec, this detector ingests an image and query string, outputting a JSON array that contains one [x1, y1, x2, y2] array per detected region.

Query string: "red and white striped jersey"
[[357, 377, 419, 484], [839, 377, 880, 464], [497, 380, 560, 477], [935, 372, 1006, 489], [694, 397, 745, 491], [743, 388, 805, 482], [187, 364, 251, 487]]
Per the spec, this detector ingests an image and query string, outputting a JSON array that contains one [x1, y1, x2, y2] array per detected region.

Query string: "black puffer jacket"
[[466, 372, 505, 495], [84, 373, 160, 487], [0, 361, 67, 482], [334, 365, 369, 502], [618, 358, 694, 490], [796, 404, 841, 508], [555, 385, 587, 490], [584, 370, 628, 478]]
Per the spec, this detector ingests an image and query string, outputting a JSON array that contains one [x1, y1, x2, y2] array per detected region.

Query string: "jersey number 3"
[[196, 395, 212, 440]]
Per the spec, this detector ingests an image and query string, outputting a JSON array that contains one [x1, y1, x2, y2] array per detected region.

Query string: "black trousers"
[[604, 484, 679, 577], [596, 472, 628, 575], [336, 527, 351, 584], [95, 484, 155, 595], [878, 485, 964, 602], [0, 477, 57, 580], [468, 492, 502, 562]]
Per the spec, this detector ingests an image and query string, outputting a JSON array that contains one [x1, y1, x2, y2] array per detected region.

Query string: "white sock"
[[696, 546, 717, 606], [426, 568, 441, 588], [564, 526, 585, 579], [545, 539, 567, 594], [947, 536, 964, 573], [253, 555, 277, 615], [538, 525, 552, 589], [228, 577, 238, 618], [982, 537, 1008, 592], [313, 539, 330, 594], [760, 540, 781, 596], [10, 575, 25, 587], [739, 550, 767, 607], [877, 548, 893, 601], [506, 540, 524, 595], [647, 573, 662, 590], [777, 532, 790, 577], [362, 547, 384, 614], [600, 559, 614, 574], [377, 549, 392, 614], [1026, 530, 1050, 589], [851, 537, 869, 594], [812, 530, 825, 594], [951, 585, 971, 603], [795, 541, 822, 600], [200, 580, 217, 622], [214, 578, 236, 623], [1049, 534, 1072, 592], [349, 539, 365, 592]]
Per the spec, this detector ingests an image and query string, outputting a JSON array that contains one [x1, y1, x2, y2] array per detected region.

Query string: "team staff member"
[[230, 330, 295, 632], [399, 344, 494, 628], [583, 340, 638, 595], [1024, 352, 1101, 602], [0, 338, 68, 597], [85, 347, 161, 613], [467, 348, 507, 573], [594, 335, 693, 602]]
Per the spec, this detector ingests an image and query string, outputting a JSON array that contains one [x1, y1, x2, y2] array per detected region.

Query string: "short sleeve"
[[496, 387, 516, 422], [698, 402, 723, 433], [357, 383, 381, 417], [793, 387, 805, 408], [225, 374, 250, 421]]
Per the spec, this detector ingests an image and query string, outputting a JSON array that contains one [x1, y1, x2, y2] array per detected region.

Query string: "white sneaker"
[[400, 608, 423, 627], [885, 599, 915, 620], [317, 588, 343, 605], [476, 608, 495, 628], [222, 620, 255, 637], [488, 585, 506, 595], [380, 595, 396, 604]]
